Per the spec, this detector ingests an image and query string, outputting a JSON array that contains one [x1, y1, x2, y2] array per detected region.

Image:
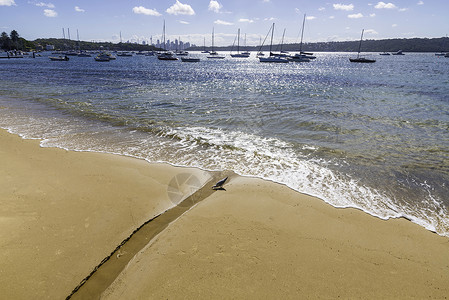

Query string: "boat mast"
[[269, 23, 275, 55], [77, 29, 80, 51], [211, 27, 214, 52], [299, 14, 306, 53], [357, 29, 364, 59], [162, 20, 166, 51], [237, 28, 240, 54], [279, 28, 286, 53]]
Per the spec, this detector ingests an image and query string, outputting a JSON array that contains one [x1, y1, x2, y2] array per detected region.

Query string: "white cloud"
[[329, 15, 335, 19], [166, 0, 195, 16], [35, 2, 54, 8], [348, 13, 363, 18], [43, 9, 57, 17], [399, 7, 408, 11], [318, 7, 325, 11], [365, 29, 378, 35], [132, 6, 161, 16], [208, 0, 222, 13], [179, 20, 189, 24], [392, 23, 398, 27], [214, 19, 233, 25], [333, 3, 354, 11], [0, 0, 16, 6], [238, 18, 254, 23], [370, 13, 376, 17], [306, 16, 316, 20], [417, 1, 424, 5], [74, 6, 84, 12], [374, 2, 397, 9], [264, 17, 276, 21]]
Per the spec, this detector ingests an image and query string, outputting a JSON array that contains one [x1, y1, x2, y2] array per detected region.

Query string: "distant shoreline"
[[2, 36, 447, 53]]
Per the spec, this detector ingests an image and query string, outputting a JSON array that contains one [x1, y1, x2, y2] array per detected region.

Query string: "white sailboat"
[[207, 28, 225, 59], [259, 23, 289, 63], [158, 20, 178, 61], [231, 29, 250, 58], [289, 14, 312, 62], [257, 36, 265, 57], [349, 29, 376, 63]]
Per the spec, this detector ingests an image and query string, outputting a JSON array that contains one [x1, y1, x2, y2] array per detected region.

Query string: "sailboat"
[[349, 29, 376, 63], [257, 36, 265, 57], [259, 23, 289, 63], [157, 20, 178, 61], [201, 37, 209, 53], [289, 14, 311, 62], [231, 29, 250, 58], [241, 34, 251, 56], [207, 28, 225, 59]]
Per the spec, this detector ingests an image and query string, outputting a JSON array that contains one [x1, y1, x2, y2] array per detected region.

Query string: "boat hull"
[[49, 56, 69, 61], [207, 55, 225, 59], [230, 54, 250, 58], [181, 58, 200, 62], [259, 57, 289, 63], [349, 58, 376, 63]]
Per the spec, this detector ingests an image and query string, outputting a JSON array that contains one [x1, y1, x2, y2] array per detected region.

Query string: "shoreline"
[[1, 128, 449, 299]]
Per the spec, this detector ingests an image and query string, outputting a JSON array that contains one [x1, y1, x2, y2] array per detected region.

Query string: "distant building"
[[46, 44, 55, 51]]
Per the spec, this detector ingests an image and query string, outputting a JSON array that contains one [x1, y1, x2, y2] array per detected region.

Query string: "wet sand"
[[1, 128, 449, 299], [102, 176, 449, 299], [0, 129, 210, 299]]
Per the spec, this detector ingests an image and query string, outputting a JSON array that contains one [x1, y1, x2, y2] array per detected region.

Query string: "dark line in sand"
[[66, 171, 234, 300]]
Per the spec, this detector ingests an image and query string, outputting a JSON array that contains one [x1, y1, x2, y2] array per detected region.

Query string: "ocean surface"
[[1, 51, 448, 236]]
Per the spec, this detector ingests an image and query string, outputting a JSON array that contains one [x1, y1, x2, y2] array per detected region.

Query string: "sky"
[[1, 0, 448, 46]]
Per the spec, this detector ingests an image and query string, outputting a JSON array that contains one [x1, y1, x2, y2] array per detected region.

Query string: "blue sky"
[[1, 0, 447, 46]]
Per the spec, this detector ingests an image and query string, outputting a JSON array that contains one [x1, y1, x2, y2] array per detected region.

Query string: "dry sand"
[[1, 128, 449, 299]]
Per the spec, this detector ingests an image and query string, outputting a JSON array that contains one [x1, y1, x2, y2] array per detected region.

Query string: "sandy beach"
[[1, 128, 449, 299]]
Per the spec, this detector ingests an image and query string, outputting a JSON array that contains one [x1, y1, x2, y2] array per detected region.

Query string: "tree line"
[[1, 30, 34, 51], [193, 37, 449, 53], [2, 29, 449, 53]]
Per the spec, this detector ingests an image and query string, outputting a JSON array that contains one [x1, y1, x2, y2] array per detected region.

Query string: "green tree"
[[1, 31, 10, 50], [10, 30, 19, 49]]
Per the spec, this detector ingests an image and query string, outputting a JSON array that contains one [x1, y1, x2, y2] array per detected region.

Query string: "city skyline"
[[1, 0, 448, 47]]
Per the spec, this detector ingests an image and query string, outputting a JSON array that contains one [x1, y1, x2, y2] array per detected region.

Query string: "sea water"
[[1, 52, 448, 236]]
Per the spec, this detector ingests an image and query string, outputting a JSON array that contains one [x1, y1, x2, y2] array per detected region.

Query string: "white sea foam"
[[1, 103, 448, 237]]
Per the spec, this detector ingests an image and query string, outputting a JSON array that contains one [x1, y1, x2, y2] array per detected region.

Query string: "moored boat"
[[117, 51, 133, 57], [207, 28, 225, 59], [349, 29, 376, 63], [349, 57, 376, 63], [49, 55, 69, 61], [158, 20, 179, 61], [157, 51, 178, 60], [259, 23, 289, 63], [230, 29, 250, 58], [392, 50, 405, 55], [181, 57, 200, 62], [94, 52, 115, 61], [94, 54, 110, 62], [289, 14, 312, 63]]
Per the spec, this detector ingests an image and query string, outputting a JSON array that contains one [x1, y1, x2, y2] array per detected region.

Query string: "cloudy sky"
[[0, 0, 447, 46]]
